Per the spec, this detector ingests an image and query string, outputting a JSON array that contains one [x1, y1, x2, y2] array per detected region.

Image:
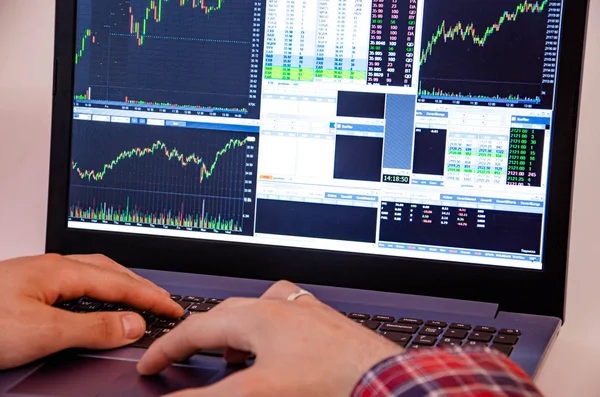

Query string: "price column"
[[506, 128, 545, 186], [367, 0, 418, 87], [263, 0, 317, 81]]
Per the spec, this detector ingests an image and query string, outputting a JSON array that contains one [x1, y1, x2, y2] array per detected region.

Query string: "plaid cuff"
[[352, 347, 543, 397]]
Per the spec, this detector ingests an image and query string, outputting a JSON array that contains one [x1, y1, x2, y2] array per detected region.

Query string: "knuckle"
[[274, 280, 296, 290], [219, 297, 243, 308], [93, 314, 115, 340], [42, 253, 62, 266]]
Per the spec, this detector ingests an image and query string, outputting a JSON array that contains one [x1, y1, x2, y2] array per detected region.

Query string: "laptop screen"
[[69, 0, 563, 271]]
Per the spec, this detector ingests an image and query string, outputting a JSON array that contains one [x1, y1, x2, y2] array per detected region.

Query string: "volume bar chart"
[[70, 198, 243, 232], [418, 82, 542, 105], [73, 0, 266, 118]]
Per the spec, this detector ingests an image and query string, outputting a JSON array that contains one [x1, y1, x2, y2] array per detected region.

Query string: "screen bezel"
[[47, 0, 589, 321]]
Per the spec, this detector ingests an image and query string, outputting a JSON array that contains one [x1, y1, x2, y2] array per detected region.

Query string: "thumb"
[[59, 310, 146, 349]]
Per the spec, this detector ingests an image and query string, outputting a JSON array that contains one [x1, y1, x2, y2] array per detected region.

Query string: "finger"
[[138, 300, 257, 375], [260, 280, 319, 305], [51, 260, 182, 318], [55, 309, 146, 350], [164, 369, 267, 397], [66, 254, 169, 295]]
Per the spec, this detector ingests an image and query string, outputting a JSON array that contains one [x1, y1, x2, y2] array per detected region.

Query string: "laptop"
[[0, 0, 589, 395]]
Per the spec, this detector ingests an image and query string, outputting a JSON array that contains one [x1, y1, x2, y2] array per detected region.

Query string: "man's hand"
[[138, 281, 403, 397], [0, 254, 183, 370]]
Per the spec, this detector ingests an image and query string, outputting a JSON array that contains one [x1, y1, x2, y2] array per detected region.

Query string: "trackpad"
[[8, 355, 218, 397]]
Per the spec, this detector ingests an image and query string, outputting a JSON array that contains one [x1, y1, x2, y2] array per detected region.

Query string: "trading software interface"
[[68, 0, 563, 270]]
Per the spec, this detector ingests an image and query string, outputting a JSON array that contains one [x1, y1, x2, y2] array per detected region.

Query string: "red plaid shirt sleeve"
[[352, 347, 543, 397]]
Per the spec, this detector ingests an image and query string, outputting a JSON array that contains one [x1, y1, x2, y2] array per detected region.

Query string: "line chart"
[[72, 0, 266, 118], [420, 0, 549, 65], [68, 121, 259, 234], [417, 0, 560, 109], [71, 138, 248, 184]]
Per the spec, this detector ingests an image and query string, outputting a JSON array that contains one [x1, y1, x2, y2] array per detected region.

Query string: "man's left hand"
[[0, 254, 183, 370]]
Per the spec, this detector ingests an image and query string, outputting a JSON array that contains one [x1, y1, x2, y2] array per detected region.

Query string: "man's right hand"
[[138, 281, 404, 397]]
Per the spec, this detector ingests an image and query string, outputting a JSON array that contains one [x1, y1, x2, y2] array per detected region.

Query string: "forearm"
[[352, 347, 542, 397]]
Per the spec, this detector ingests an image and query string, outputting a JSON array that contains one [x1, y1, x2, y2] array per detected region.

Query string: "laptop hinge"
[[300, 282, 500, 319], [135, 269, 500, 319]]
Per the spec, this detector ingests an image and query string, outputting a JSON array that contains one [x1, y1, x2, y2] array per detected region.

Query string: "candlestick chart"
[[417, 0, 561, 108], [72, 0, 266, 118], [68, 122, 259, 234]]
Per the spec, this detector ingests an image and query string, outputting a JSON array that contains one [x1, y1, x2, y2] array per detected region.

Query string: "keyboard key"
[[437, 337, 462, 347], [419, 326, 443, 336], [170, 295, 182, 301], [443, 329, 468, 339], [474, 326, 497, 333], [205, 298, 223, 304], [491, 343, 514, 356], [130, 338, 155, 349], [72, 301, 103, 312], [468, 331, 493, 342], [355, 320, 381, 330], [188, 303, 216, 312], [348, 313, 370, 320], [177, 301, 191, 310], [56, 301, 76, 310], [182, 296, 205, 303], [464, 340, 488, 348], [154, 319, 180, 329], [380, 323, 419, 334], [372, 315, 395, 322], [449, 323, 471, 330], [101, 303, 121, 311], [155, 328, 171, 338], [412, 335, 437, 346], [131, 310, 155, 322], [426, 320, 447, 327], [144, 328, 159, 338], [499, 328, 521, 336], [494, 334, 519, 345], [380, 331, 412, 346], [397, 318, 423, 325], [408, 344, 431, 350]]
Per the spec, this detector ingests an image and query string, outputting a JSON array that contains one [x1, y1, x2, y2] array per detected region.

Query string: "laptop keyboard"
[[57, 296, 520, 357]]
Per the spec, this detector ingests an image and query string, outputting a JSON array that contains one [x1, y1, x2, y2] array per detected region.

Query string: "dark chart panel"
[[256, 200, 378, 243], [337, 91, 386, 119], [379, 202, 543, 254], [412, 128, 447, 176], [506, 127, 545, 186], [417, 0, 561, 108], [73, 0, 266, 118], [367, 0, 419, 87], [334, 136, 384, 182], [68, 121, 259, 235]]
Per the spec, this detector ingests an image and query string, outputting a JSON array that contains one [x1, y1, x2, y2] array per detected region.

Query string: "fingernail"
[[122, 314, 145, 340]]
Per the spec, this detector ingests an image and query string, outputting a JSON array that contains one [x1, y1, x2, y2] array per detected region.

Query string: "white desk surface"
[[1, 1, 599, 395]]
